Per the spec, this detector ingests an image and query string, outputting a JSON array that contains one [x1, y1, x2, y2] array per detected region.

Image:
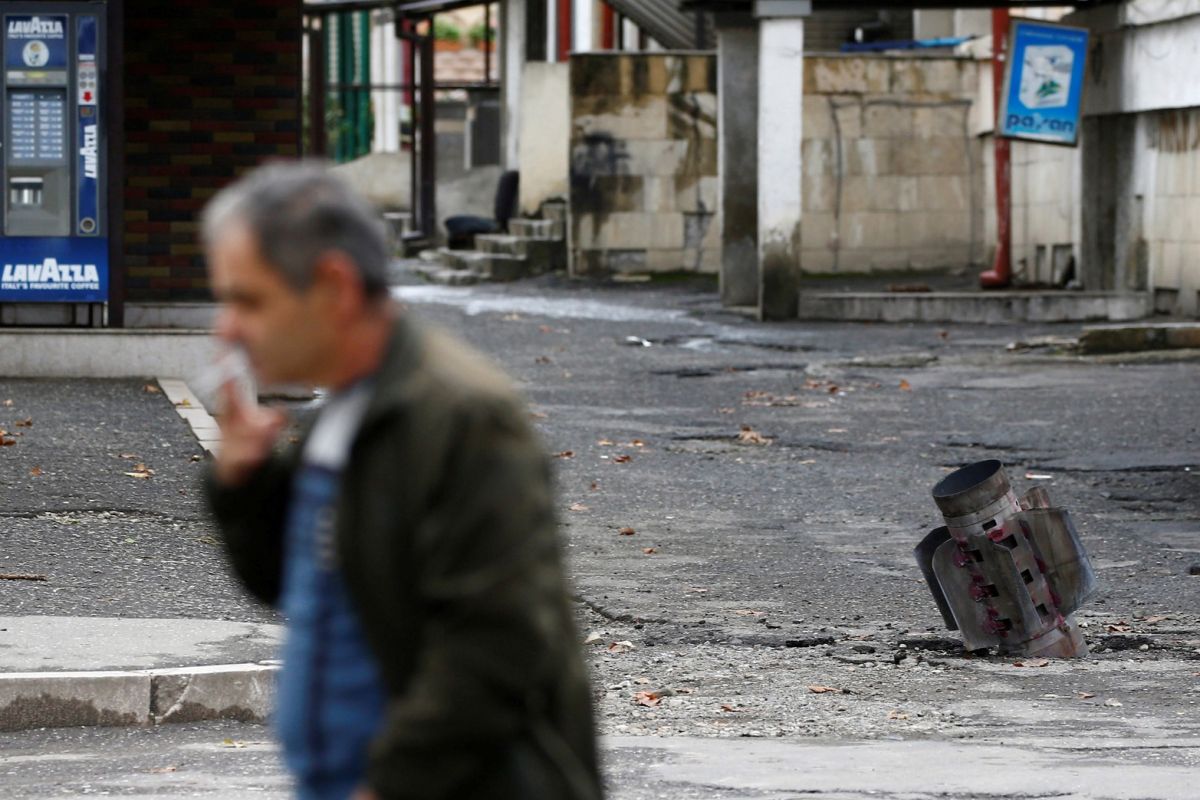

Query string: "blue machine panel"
[[0, 236, 107, 302], [75, 14, 99, 236]]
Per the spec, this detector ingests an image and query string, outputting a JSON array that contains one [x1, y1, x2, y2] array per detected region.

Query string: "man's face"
[[207, 222, 331, 386]]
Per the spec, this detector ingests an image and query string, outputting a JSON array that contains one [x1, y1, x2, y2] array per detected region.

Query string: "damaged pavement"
[[1, 271, 1197, 797]]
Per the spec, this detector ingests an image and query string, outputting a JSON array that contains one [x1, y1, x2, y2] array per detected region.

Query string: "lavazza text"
[[1, 259, 101, 291]]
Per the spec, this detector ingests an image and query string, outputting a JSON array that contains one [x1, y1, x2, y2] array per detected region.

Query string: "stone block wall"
[[123, 1, 301, 301], [800, 55, 981, 273], [569, 53, 719, 276]]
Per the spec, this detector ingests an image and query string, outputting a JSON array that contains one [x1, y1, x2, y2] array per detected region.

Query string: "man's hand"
[[213, 379, 286, 487]]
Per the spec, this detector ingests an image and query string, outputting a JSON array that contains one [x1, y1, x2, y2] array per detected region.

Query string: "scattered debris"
[[568, 503, 590, 512], [124, 463, 155, 479], [618, 527, 636, 536], [642, 547, 658, 555], [898, 379, 912, 391], [14, 417, 32, 427], [807, 685, 843, 695], [143, 383, 162, 394], [554, 450, 574, 459], [584, 632, 603, 645], [1013, 658, 1050, 668], [607, 641, 635, 654], [887, 710, 910, 720], [737, 425, 771, 446], [613, 454, 633, 463], [29, 466, 43, 476], [633, 691, 662, 707]]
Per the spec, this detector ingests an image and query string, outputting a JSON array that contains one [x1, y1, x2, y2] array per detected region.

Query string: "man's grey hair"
[[202, 160, 389, 298]]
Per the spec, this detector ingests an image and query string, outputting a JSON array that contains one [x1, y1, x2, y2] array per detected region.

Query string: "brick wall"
[[569, 53, 719, 276], [123, 1, 301, 301]]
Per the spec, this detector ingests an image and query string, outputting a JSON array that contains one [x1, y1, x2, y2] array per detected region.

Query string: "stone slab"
[[798, 291, 1152, 324]]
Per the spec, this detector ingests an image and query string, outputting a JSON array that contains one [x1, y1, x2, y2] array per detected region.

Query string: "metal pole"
[[309, 18, 328, 156], [106, 0, 126, 327], [484, 2, 491, 83], [981, 8, 1012, 289], [418, 31, 436, 237], [406, 18, 418, 222]]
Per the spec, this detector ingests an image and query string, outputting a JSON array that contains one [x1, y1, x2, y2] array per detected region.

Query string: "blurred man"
[[201, 162, 600, 800]]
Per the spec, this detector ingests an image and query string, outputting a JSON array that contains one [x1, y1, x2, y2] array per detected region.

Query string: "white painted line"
[[156, 377, 221, 456]]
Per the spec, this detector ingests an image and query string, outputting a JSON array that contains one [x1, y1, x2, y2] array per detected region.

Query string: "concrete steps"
[[417, 213, 567, 285]]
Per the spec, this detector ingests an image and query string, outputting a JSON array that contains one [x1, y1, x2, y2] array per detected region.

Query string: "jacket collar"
[[357, 308, 425, 432]]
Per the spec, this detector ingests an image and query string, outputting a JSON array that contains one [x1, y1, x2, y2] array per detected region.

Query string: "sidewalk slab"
[[0, 617, 283, 732], [0, 616, 282, 673], [798, 290, 1151, 324]]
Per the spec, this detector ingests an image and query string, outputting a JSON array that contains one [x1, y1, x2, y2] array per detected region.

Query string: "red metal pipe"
[[980, 8, 1012, 289], [600, 2, 615, 50], [557, 0, 572, 61]]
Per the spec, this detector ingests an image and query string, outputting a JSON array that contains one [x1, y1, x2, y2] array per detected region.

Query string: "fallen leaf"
[[1075, 692, 1095, 699], [588, 481, 599, 491], [720, 704, 741, 713], [554, 450, 575, 459], [529, 411, 548, 420], [737, 425, 771, 445], [0, 437, 16, 446], [630, 439, 645, 447], [29, 466, 43, 476], [535, 356, 553, 365], [733, 609, 766, 617], [826, 428, 848, 434], [807, 685, 842, 694], [607, 641, 635, 653], [1013, 658, 1050, 668], [119, 452, 139, 460], [124, 463, 155, 479], [0, 573, 47, 581], [642, 547, 658, 555], [1103, 698, 1123, 707], [1139, 615, 1170, 625], [147, 766, 177, 774], [1107, 623, 1133, 633], [568, 503, 590, 512], [14, 417, 32, 427], [177, 398, 191, 407], [937, 330, 950, 340], [583, 632, 602, 645], [220, 738, 247, 748], [597, 439, 614, 446], [717, 407, 735, 414], [618, 527, 636, 536], [686, 587, 708, 594], [503, 313, 522, 321], [633, 691, 662, 707], [143, 383, 162, 394], [613, 454, 633, 463], [899, 379, 912, 391], [887, 710, 910, 720], [2, 399, 12, 407]]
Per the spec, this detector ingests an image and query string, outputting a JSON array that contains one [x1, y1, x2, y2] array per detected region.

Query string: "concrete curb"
[[0, 662, 278, 732], [1078, 321, 1200, 354], [157, 377, 220, 455]]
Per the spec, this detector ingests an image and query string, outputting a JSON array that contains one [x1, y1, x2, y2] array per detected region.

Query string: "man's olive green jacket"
[[205, 314, 601, 799]]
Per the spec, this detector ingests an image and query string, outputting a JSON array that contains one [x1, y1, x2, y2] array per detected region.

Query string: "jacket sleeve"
[[366, 402, 586, 799], [202, 454, 295, 607]]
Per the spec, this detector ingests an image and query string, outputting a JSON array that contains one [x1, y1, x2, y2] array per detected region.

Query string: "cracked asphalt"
[[1, 270, 1198, 797]]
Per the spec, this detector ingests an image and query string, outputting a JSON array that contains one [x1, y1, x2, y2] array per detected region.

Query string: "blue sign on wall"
[[4, 14, 67, 71], [998, 21, 1089, 146], [0, 236, 107, 302]]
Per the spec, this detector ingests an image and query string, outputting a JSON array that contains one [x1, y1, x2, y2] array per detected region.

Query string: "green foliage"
[[468, 22, 495, 46], [433, 18, 461, 43]]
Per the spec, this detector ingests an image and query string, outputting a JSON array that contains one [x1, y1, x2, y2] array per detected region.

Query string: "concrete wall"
[[799, 56, 982, 273], [518, 62, 571, 216], [569, 53, 719, 275], [980, 137, 1083, 285], [1146, 108, 1200, 315]]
